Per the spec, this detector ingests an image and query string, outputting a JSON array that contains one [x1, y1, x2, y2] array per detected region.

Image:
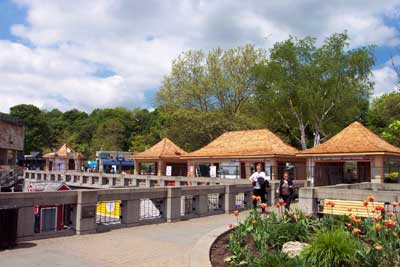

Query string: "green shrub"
[[301, 229, 359, 267]]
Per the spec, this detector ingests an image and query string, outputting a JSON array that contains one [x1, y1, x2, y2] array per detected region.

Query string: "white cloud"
[[372, 65, 399, 96], [0, 0, 399, 112]]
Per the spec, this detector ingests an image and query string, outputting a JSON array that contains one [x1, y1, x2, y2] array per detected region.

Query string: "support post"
[[298, 187, 318, 214], [74, 190, 97, 235], [17, 206, 35, 240], [195, 194, 209, 216], [224, 185, 236, 213], [166, 187, 181, 222], [121, 199, 140, 226]]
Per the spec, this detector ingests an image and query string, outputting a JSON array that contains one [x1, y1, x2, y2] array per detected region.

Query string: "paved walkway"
[[0, 212, 249, 267]]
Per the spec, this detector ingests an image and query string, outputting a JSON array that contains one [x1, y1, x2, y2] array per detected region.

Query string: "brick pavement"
[[0, 211, 250, 267]]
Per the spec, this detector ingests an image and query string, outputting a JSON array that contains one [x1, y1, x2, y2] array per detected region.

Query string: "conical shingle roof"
[[183, 129, 299, 159], [132, 138, 187, 160], [298, 122, 400, 156], [43, 144, 84, 159]]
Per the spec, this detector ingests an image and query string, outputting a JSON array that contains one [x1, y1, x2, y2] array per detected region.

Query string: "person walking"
[[249, 163, 270, 211], [276, 171, 294, 210]]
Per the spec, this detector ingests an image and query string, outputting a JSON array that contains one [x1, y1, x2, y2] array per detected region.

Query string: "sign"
[[210, 166, 217, 178], [314, 156, 369, 161], [166, 166, 172, 176]]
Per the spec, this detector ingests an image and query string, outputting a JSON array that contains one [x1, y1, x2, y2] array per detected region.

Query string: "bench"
[[319, 199, 385, 218]]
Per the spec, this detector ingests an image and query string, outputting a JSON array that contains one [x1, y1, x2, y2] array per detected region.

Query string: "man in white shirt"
[[249, 163, 270, 211]]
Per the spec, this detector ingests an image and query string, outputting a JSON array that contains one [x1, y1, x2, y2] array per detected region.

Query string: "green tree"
[[9, 104, 50, 153], [381, 120, 400, 146], [367, 92, 400, 133], [254, 32, 374, 149], [156, 45, 265, 150], [91, 119, 127, 152]]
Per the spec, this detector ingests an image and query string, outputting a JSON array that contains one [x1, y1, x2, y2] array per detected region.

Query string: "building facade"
[[0, 113, 24, 168], [96, 151, 134, 173], [298, 122, 400, 186], [131, 138, 188, 177], [183, 129, 306, 180], [43, 144, 83, 172]]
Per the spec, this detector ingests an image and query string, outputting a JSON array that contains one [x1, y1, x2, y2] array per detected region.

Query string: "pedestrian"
[[249, 163, 270, 211], [276, 171, 294, 210]]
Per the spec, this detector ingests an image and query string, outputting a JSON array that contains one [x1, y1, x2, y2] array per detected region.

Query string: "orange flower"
[[295, 214, 301, 220], [279, 199, 285, 205], [252, 195, 257, 201], [385, 219, 395, 228], [374, 215, 382, 222], [252, 220, 257, 225], [392, 202, 399, 207], [228, 224, 233, 229], [256, 196, 261, 201], [326, 201, 335, 207], [374, 243, 382, 251], [368, 196, 375, 202], [233, 210, 239, 217], [260, 203, 267, 209], [275, 203, 281, 209], [387, 211, 394, 217], [363, 200, 369, 207], [355, 219, 361, 225], [348, 208, 353, 212], [375, 205, 385, 212], [348, 214, 356, 222], [353, 228, 361, 235], [375, 223, 382, 231]]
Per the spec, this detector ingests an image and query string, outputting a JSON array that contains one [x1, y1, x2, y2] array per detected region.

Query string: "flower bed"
[[211, 197, 400, 267]]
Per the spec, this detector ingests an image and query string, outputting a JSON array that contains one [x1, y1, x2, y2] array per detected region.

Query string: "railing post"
[[166, 187, 181, 222], [121, 199, 140, 226], [224, 185, 236, 213], [74, 190, 97, 235], [145, 179, 151, 188]]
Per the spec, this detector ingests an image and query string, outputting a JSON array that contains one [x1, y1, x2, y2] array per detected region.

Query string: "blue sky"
[[0, 0, 399, 112]]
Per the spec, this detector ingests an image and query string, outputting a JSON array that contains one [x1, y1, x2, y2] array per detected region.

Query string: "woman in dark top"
[[276, 171, 294, 210]]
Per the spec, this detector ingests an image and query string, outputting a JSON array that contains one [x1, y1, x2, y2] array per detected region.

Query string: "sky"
[[0, 0, 399, 113]]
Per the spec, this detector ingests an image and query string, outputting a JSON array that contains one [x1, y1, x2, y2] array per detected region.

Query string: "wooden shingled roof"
[[183, 129, 299, 159], [43, 144, 84, 159], [298, 122, 400, 156], [132, 138, 187, 160]]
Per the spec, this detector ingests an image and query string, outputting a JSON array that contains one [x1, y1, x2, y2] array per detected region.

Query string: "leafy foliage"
[[301, 229, 358, 267]]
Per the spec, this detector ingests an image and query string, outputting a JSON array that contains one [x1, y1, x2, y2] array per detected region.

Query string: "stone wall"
[[0, 119, 24, 151]]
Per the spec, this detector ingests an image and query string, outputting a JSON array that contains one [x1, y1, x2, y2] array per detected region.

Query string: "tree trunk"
[[313, 131, 320, 147], [299, 123, 307, 150]]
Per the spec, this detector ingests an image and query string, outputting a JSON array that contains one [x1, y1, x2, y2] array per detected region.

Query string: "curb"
[[190, 225, 230, 267]]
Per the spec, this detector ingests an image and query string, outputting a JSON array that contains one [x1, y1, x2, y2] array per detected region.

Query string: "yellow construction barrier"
[[96, 200, 121, 219]]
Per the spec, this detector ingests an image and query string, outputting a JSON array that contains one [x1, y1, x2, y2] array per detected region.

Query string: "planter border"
[[190, 225, 232, 267]]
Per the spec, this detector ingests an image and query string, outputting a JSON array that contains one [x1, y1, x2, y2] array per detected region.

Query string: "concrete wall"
[[0, 184, 254, 241], [299, 182, 400, 214]]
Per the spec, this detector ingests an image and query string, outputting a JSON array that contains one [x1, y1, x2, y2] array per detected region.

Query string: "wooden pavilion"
[[182, 129, 306, 180], [43, 144, 84, 172], [131, 138, 188, 176], [297, 122, 400, 185]]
